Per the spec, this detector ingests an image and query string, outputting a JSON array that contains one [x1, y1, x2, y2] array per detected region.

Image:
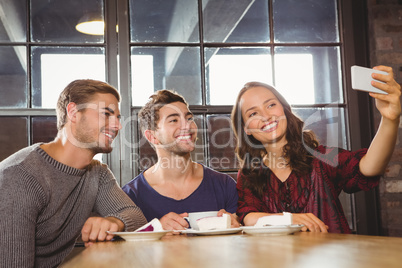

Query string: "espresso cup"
[[184, 211, 218, 230]]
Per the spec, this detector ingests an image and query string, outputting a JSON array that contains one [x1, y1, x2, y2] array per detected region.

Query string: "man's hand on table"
[[81, 216, 125, 247]]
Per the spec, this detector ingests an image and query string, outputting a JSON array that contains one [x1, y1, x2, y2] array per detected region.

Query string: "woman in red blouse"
[[231, 65, 401, 233]]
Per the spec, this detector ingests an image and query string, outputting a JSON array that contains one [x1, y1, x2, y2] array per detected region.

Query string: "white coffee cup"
[[184, 211, 218, 230]]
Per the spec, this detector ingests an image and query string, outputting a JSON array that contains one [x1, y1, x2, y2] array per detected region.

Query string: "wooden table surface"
[[61, 231, 402, 268]]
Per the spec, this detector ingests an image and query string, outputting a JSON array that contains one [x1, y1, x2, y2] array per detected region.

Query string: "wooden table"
[[61, 232, 402, 268]]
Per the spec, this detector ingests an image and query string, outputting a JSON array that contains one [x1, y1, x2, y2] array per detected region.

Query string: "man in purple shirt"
[[122, 90, 239, 231]]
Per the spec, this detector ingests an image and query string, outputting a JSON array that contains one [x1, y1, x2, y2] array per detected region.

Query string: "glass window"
[[31, 46, 105, 108], [31, 117, 57, 144], [203, 0, 269, 43], [129, 0, 346, 178], [0, 46, 27, 108], [273, 0, 339, 43], [207, 114, 238, 170], [294, 107, 347, 149], [0, 0, 26, 42], [206, 47, 272, 105], [130, 0, 199, 43], [192, 115, 206, 165], [339, 191, 353, 229], [274, 46, 342, 104], [30, 0, 104, 43], [0, 117, 28, 161], [131, 46, 202, 106]]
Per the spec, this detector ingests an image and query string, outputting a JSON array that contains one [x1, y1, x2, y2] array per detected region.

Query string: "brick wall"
[[367, 0, 402, 236]]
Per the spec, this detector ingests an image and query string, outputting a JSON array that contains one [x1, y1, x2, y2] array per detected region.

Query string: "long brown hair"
[[231, 82, 318, 198]]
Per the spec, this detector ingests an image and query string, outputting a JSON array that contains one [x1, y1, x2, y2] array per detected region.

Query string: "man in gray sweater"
[[0, 79, 147, 267]]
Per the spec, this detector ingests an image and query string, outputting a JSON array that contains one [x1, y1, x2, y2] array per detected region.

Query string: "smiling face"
[[240, 86, 287, 147], [151, 101, 197, 156], [73, 93, 122, 154]]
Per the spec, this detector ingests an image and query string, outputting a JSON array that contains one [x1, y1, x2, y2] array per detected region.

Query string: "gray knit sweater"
[[0, 144, 147, 267]]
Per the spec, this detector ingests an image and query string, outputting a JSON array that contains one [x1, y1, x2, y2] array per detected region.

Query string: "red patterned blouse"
[[236, 146, 381, 233]]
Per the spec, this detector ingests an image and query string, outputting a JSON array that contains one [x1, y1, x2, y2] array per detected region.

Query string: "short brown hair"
[[138, 90, 188, 132], [56, 79, 120, 130]]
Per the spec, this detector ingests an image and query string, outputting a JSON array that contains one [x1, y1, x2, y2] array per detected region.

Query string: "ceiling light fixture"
[[75, 13, 104, 36]]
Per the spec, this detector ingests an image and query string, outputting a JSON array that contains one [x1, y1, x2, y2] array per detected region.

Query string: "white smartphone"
[[351, 65, 388, 94]]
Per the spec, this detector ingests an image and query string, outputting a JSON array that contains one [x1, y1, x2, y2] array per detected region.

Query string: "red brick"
[[376, 37, 394, 50], [383, 25, 402, 33]]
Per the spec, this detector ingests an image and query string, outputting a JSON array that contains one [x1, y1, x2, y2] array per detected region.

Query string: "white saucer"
[[179, 227, 242, 236], [240, 224, 303, 236], [107, 230, 171, 241]]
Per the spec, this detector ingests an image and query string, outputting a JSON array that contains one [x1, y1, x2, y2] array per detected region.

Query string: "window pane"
[[274, 46, 342, 105], [294, 107, 347, 149], [130, 0, 199, 43], [206, 47, 271, 105], [273, 0, 339, 43], [0, 46, 27, 108], [30, 0, 104, 43], [137, 114, 204, 171], [203, 0, 269, 43], [131, 46, 201, 106], [31, 117, 57, 144], [31, 46, 105, 108], [207, 114, 238, 170], [0, 117, 28, 161], [0, 0, 26, 42], [339, 191, 353, 230], [192, 115, 205, 165]]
